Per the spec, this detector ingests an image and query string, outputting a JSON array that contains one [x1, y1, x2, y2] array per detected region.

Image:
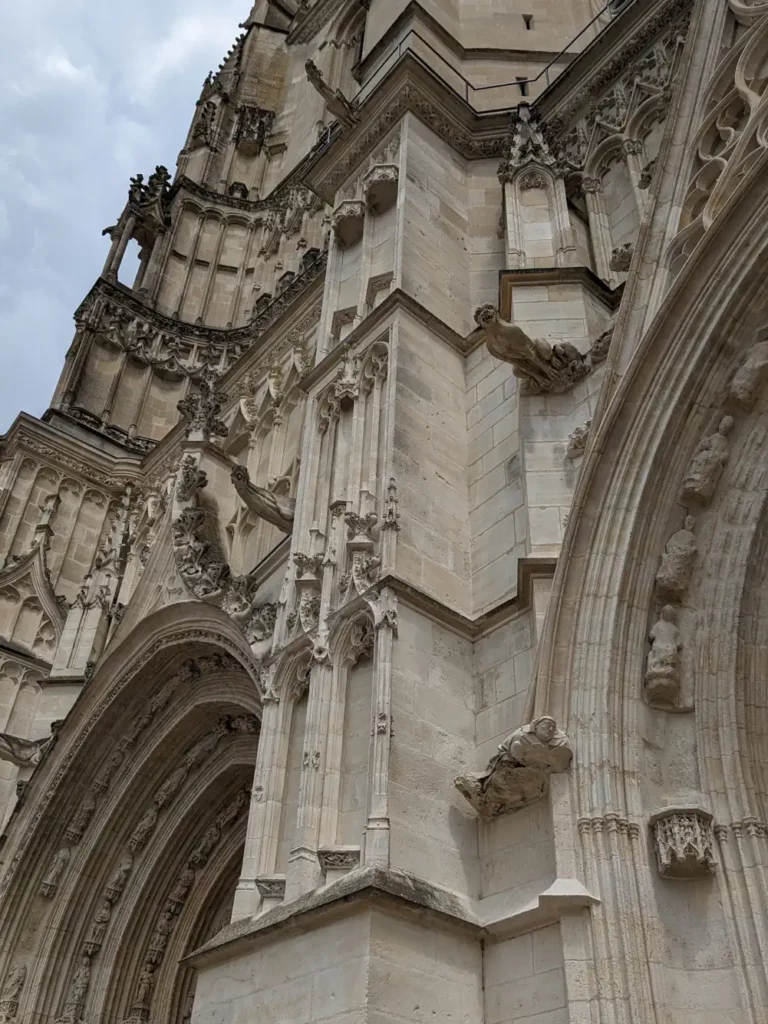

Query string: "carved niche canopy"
[[650, 806, 716, 880]]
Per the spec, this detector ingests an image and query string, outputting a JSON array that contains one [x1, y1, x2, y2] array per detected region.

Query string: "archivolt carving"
[[0, 630, 257, 904]]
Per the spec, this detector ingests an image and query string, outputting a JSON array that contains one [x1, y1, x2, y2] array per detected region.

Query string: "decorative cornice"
[[75, 252, 326, 349], [303, 56, 509, 201], [538, 0, 694, 128]]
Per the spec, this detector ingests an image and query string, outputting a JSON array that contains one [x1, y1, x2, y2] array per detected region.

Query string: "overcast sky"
[[0, 0, 252, 433]]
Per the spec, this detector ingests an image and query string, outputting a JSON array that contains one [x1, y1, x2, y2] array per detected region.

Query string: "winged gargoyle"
[[474, 304, 589, 394], [231, 465, 296, 534], [305, 60, 360, 131]]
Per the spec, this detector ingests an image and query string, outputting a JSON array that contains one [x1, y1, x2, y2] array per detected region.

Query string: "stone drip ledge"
[[184, 868, 599, 967]]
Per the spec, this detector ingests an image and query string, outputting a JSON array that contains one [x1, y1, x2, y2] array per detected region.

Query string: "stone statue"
[[729, 340, 768, 411], [231, 465, 295, 533], [680, 415, 733, 505], [655, 516, 697, 600], [474, 305, 589, 394], [455, 716, 573, 817], [134, 963, 155, 1008], [0, 731, 53, 768], [566, 419, 592, 459], [645, 605, 683, 708], [129, 806, 158, 851], [153, 764, 190, 809], [168, 866, 195, 908], [40, 847, 70, 897], [63, 956, 91, 1015], [305, 60, 360, 131], [105, 853, 133, 901], [86, 900, 112, 950]]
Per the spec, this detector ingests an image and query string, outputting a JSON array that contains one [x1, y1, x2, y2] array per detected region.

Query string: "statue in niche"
[[0, 731, 54, 768], [729, 341, 768, 411], [129, 806, 158, 851], [645, 605, 683, 708], [230, 465, 295, 533], [474, 305, 589, 394], [40, 847, 70, 897], [63, 956, 91, 1015], [680, 416, 733, 505], [455, 716, 573, 817], [655, 516, 697, 600], [86, 900, 112, 950], [134, 963, 155, 1009], [105, 852, 133, 901]]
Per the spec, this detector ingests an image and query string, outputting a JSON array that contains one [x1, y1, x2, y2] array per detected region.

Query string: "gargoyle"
[[231, 465, 295, 534], [474, 304, 590, 394], [305, 60, 360, 131], [0, 731, 55, 769]]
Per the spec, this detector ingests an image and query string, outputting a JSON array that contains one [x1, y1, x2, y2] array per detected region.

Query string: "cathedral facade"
[[1, 0, 767, 1021]]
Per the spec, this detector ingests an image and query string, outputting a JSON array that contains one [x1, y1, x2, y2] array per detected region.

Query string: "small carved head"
[[474, 304, 499, 330], [718, 415, 734, 436], [533, 716, 557, 743], [660, 604, 677, 623]]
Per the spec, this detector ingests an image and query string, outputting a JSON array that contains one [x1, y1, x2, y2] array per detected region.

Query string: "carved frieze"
[[317, 846, 361, 871], [455, 716, 573, 817]]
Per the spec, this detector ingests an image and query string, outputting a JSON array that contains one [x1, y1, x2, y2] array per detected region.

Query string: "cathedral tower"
[[2, 1, 768, 1022]]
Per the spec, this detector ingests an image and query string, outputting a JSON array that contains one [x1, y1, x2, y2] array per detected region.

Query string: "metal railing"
[[355, 0, 637, 113]]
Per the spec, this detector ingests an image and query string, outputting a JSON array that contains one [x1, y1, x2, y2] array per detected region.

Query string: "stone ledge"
[[183, 867, 478, 967], [185, 868, 600, 968]]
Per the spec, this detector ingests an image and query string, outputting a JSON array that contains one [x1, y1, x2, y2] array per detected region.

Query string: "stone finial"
[[176, 380, 228, 442], [498, 103, 562, 183], [455, 716, 573, 817], [474, 304, 590, 395], [650, 807, 716, 879]]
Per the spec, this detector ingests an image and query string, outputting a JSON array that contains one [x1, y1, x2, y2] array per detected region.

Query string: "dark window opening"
[[516, 77, 529, 97], [523, 14, 533, 29]]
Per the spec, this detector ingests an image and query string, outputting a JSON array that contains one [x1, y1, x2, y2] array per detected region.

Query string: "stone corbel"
[[649, 806, 716, 879], [317, 846, 361, 880], [474, 305, 591, 395], [331, 200, 366, 248], [455, 716, 573, 817], [363, 164, 399, 214]]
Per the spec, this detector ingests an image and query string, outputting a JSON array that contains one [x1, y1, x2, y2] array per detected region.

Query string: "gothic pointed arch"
[[0, 603, 262, 1024], [531, 120, 768, 1022]]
